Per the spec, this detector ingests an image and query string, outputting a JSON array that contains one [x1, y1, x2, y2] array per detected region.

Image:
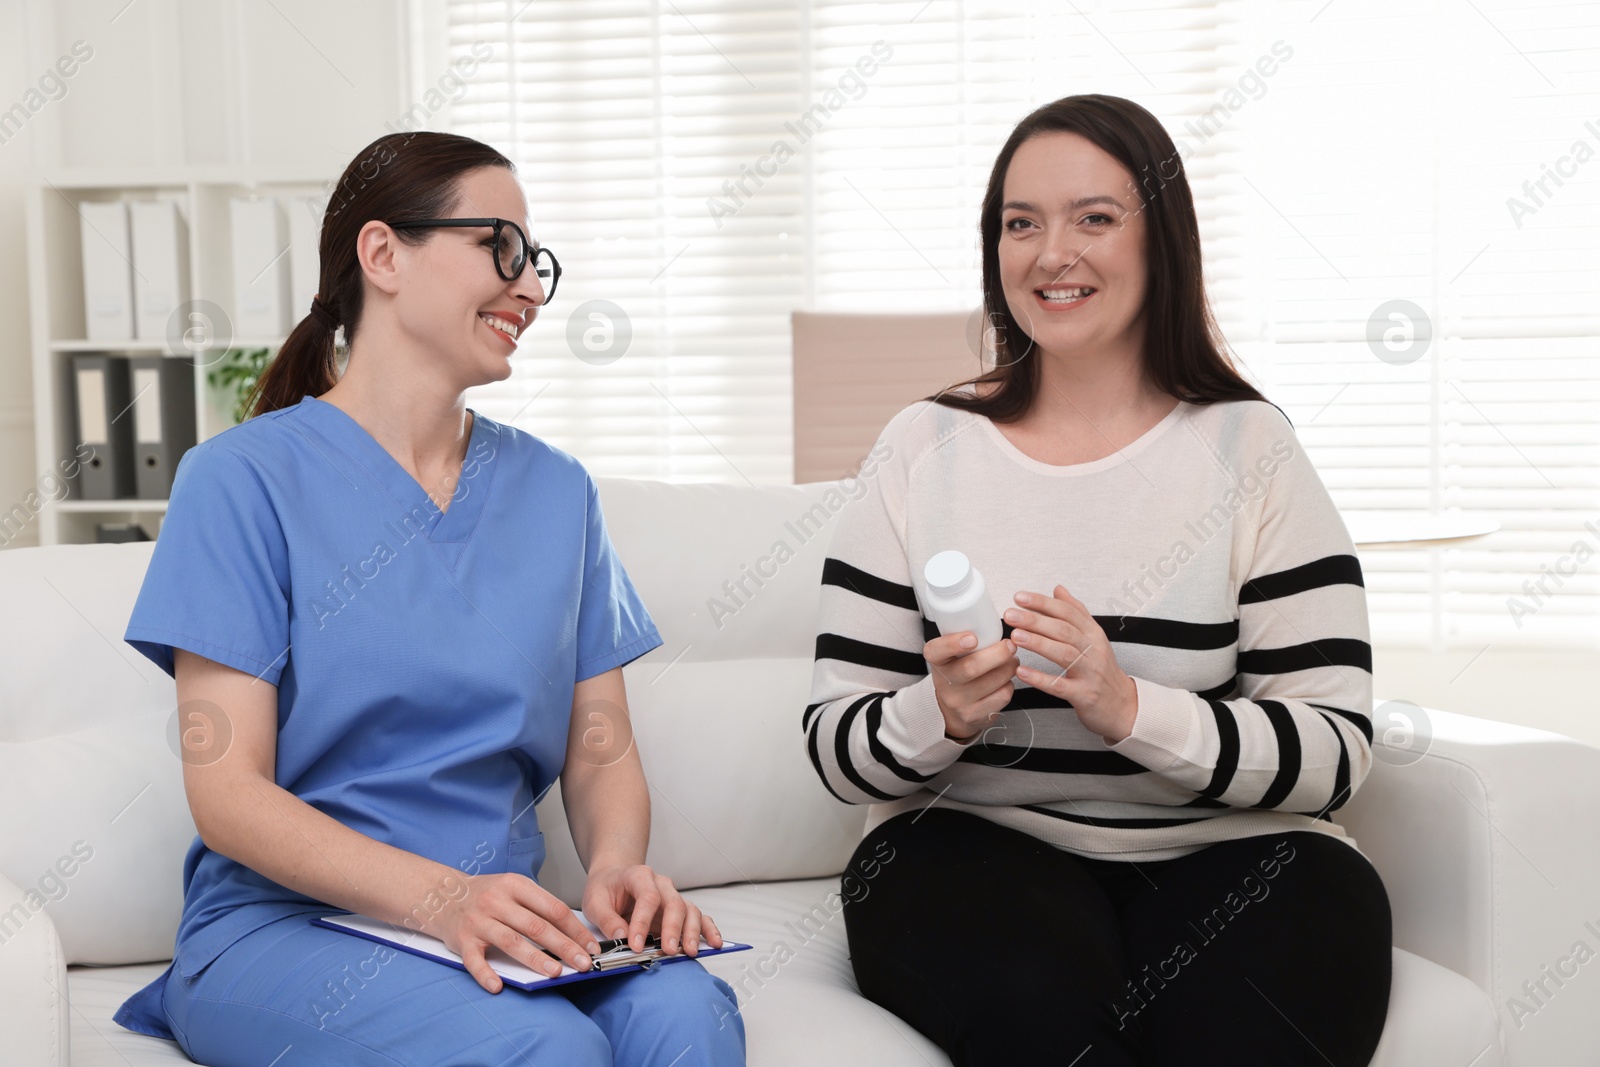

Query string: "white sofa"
[[4, 476, 1600, 1066]]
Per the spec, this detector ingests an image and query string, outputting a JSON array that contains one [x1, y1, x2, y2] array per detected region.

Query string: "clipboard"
[[310, 911, 752, 992]]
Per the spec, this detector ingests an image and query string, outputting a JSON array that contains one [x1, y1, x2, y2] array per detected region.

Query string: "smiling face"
[[387, 165, 547, 386], [996, 131, 1148, 365]]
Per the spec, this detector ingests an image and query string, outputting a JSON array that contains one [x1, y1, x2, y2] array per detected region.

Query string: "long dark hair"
[[929, 94, 1270, 422], [245, 132, 515, 418]]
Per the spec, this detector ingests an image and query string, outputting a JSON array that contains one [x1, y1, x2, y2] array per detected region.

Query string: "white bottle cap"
[[924, 550, 974, 597]]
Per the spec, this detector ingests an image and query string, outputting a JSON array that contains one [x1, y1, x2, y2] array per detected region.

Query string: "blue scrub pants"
[[161, 908, 747, 1066]]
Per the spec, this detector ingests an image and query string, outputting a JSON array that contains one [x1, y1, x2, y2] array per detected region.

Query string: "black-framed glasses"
[[387, 217, 561, 303]]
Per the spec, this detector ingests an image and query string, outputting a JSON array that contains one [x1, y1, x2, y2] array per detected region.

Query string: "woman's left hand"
[[1004, 584, 1139, 743], [582, 863, 724, 957]]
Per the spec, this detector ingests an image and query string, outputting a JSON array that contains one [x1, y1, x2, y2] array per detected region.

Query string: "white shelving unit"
[[24, 168, 332, 545]]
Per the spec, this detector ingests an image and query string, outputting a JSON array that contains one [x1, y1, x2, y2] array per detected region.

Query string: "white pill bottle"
[[922, 550, 1003, 652]]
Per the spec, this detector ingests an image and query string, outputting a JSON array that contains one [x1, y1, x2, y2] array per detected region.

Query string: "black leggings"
[[841, 808, 1392, 1067]]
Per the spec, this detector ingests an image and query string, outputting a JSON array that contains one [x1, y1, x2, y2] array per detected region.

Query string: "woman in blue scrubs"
[[112, 131, 747, 1066]]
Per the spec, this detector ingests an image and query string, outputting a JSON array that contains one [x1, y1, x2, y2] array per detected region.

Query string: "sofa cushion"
[[590, 476, 853, 664], [66, 962, 184, 1066], [0, 543, 191, 966], [534, 657, 869, 908], [528, 477, 876, 904], [1371, 948, 1504, 1066]]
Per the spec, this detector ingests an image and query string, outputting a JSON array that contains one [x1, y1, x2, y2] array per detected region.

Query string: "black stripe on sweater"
[[1251, 700, 1301, 809], [821, 558, 920, 612], [1240, 554, 1365, 604], [1018, 803, 1221, 830], [1238, 637, 1372, 675], [995, 681, 1233, 714], [1198, 699, 1241, 800], [814, 633, 928, 677], [832, 694, 900, 801], [865, 691, 937, 785], [1309, 702, 1374, 745], [929, 612, 1236, 655], [1099, 615, 1239, 650], [806, 707, 852, 805], [1315, 709, 1353, 815], [802, 700, 825, 734], [1002, 686, 1073, 711], [954, 744, 1148, 776]]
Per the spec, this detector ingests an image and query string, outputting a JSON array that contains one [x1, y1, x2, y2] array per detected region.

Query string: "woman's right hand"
[[431, 872, 605, 994], [924, 632, 1019, 743]]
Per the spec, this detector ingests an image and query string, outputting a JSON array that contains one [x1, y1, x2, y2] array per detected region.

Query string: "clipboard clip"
[[588, 933, 668, 972]]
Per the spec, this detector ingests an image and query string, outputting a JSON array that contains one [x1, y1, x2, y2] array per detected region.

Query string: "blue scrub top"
[[113, 395, 664, 1040]]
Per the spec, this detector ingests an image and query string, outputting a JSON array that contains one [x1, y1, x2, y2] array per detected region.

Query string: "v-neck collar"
[[297, 394, 498, 546]]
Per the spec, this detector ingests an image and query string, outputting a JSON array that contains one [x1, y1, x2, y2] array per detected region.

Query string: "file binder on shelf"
[[231, 197, 290, 338], [129, 199, 190, 341], [95, 522, 152, 543], [311, 911, 752, 993], [79, 201, 135, 342], [128, 356, 197, 499], [31, 175, 343, 545], [71, 354, 137, 500]]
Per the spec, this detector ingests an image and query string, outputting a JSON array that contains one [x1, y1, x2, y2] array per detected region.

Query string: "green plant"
[[207, 346, 272, 425]]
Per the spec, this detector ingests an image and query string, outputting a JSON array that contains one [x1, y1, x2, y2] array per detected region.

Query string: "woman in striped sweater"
[[805, 94, 1392, 1066]]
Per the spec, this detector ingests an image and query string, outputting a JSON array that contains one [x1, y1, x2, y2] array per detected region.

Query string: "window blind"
[[445, 0, 807, 484], [441, 0, 1600, 650], [1240, 0, 1600, 651]]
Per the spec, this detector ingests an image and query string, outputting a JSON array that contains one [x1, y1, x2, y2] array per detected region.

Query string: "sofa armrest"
[[0, 869, 69, 1067], [1338, 701, 1600, 1067]]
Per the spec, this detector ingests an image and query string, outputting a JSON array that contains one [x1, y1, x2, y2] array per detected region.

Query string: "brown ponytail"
[[244, 132, 515, 419]]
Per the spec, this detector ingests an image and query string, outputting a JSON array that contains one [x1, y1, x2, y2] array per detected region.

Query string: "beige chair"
[[791, 310, 990, 484]]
